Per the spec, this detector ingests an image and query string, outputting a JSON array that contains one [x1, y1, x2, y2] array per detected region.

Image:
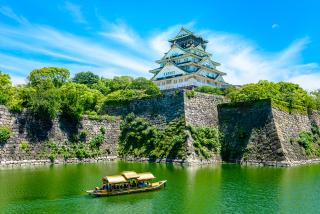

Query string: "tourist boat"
[[86, 171, 167, 197]]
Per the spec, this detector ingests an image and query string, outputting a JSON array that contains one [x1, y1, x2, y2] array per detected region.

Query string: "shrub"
[[100, 126, 106, 135], [75, 147, 91, 159], [186, 90, 195, 98], [19, 140, 29, 151], [189, 126, 221, 158], [79, 129, 88, 141], [89, 134, 105, 149], [119, 114, 187, 159], [195, 86, 224, 95], [48, 153, 57, 163], [297, 131, 314, 155], [0, 127, 11, 143]]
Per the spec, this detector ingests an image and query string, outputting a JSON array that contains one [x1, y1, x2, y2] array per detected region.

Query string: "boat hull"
[[86, 180, 167, 197]]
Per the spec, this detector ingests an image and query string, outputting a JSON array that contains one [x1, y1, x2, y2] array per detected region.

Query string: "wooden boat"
[[86, 171, 166, 197]]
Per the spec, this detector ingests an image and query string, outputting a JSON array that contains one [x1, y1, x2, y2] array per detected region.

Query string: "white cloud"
[[0, 7, 318, 90], [64, 2, 87, 24], [100, 21, 140, 48], [204, 31, 320, 90], [0, 6, 29, 25], [272, 24, 280, 29]]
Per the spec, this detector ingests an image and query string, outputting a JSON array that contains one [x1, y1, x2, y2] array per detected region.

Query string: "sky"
[[0, 0, 319, 90]]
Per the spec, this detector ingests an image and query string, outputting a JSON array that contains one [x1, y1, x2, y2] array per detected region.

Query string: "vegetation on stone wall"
[[19, 140, 29, 152], [188, 126, 221, 158], [194, 86, 224, 96], [185, 90, 195, 98], [296, 125, 320, 156], [226, 80, 318, 113], [118, 113, 187, 159], [0, 127, 11, 143], [192, 82, 320, 113], [44, 126, 108, 162]]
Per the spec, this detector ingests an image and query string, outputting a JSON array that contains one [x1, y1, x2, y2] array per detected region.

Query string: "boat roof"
[[137, 172, 156, 181], [121, 171, 139, 179], [103, 175, 127, 184]]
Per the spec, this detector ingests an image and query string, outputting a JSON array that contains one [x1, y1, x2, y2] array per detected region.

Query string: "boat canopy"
[[121, 171, 139, 179], [103, 175, 127, 184], [137, 172, 156, 181]]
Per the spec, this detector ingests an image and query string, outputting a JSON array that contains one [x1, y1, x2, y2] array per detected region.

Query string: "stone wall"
[[102, 90, 225, 164], [0, 105, 121, 163], [218, 100, 320, 166], [184, 92, 226, 128], [218, 100, 286, 164], [102, 91, 185, 128], [272, 109, 312, 162]]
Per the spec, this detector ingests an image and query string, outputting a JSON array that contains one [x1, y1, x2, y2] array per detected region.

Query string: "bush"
[[296, 126, 320, 156], [297, 131, 315, 155], [89, 134, 105, 148], [100, 126, 106, 135], [186, 90, 195, 98], [0, 127, 11, 143], [189, 126, 221, 158], [195, 86, 224, 95], [19, 140, 29, 151], [119, 114, 187, 159], [48, 153, 57, 163]]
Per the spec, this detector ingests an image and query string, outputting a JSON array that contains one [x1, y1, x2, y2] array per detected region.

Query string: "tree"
[[60, 82, 104, 120], [128, 77, 160, 96], [105, 76, 133, 92], [28, 67, 70, 87], [226, 80, 314, 111], [90, 78, 111, 95], [73, 71, 99, 86], [0, 71, 13, 105], [26, 80, 61, 121], [311, 90, 320, 110]]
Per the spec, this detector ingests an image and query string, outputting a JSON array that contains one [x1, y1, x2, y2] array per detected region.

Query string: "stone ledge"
[[0, 156, 118, 168]]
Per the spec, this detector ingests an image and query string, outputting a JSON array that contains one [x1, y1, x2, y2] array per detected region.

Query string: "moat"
[[1, 161, 320, 214]]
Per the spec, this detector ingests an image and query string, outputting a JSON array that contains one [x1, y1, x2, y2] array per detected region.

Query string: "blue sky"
[[0, 0, 319, 89]]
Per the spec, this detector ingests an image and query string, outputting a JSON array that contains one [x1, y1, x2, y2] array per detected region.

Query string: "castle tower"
[[149, 27, 228, 91]]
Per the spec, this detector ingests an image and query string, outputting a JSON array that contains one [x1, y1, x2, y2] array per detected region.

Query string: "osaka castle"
[[149, 27, 228, 91]]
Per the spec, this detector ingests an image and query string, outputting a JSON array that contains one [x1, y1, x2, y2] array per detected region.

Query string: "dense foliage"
[[188, 126, 221, 158], [118, 113, 187, 159], [0, 127, 11, 143], [297, 125, 320, 156], [0, 71, 13, 105], [0, 69, 160, 120], [194, 86, 224, 96], [73, 71, 99, 86], [192, 81, 320, 112]]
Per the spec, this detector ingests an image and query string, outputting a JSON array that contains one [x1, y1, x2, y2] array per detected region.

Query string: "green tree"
[[28, 67, 70, 87], [26, 80, 61, 120], [105, 76, 133, 92], [311, 90, 320, 110], [73, 71, 99, 86], [128, 77, 160, 96], [226, 80, 314, 111], [90, 78, 111, 95], [0, 71, 13, 105], [60, 82, 104, 120]]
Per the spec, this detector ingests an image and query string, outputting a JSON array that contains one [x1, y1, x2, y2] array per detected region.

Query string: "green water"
[[0, 162, 320, 214]]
